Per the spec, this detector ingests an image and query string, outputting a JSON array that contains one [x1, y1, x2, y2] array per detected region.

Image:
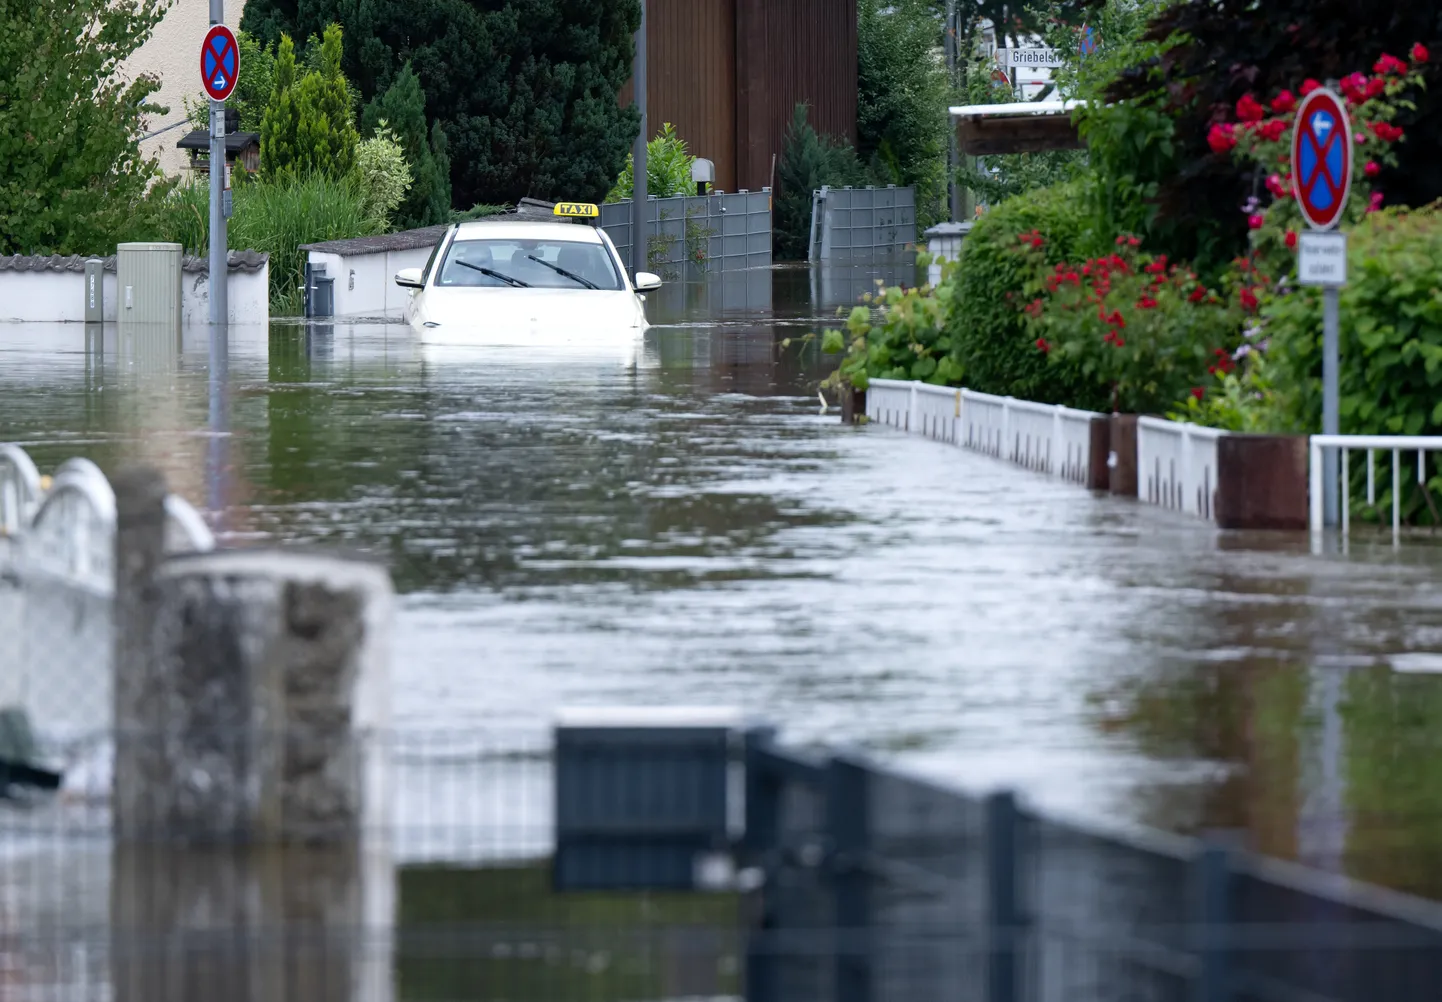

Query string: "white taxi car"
[[394, 212, 662, 349]]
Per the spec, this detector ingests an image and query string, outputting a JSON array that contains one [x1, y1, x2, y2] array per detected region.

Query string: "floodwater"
[[4, 261, 1442, 908]]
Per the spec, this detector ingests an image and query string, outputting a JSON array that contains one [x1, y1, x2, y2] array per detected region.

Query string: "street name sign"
[[998, 47, 1063, 68], [1298, 231, 1347, 287], [1291, 87, 1352, 231], [201, 25, 240, 102]]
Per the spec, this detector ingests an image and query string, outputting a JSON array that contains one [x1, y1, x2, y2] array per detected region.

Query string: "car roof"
[[452, 220, 605, 243]]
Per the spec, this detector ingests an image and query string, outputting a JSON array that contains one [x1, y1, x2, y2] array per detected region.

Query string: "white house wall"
[[128, 0, 250, 177]]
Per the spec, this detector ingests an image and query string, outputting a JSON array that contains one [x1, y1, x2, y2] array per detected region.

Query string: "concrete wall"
[[128, 0, 249, 177], [0, 267, 269, 325], [308, 247, 434, 319]]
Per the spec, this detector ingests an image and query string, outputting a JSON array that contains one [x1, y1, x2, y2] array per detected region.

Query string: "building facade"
[[127, 0, 249, 177]]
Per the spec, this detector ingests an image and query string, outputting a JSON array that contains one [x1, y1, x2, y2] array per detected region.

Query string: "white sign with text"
[[998, 47, 1063, 68], [1299, 231, 1348, 287]]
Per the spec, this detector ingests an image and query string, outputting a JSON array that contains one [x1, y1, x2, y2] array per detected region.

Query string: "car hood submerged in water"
[[410, 288, 648, 344]]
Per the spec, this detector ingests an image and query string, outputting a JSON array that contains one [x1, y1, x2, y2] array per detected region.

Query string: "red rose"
[[1188, 286, 1206, 303], [1412, 43, 1430, 65], [1239, 287, 1259, 311], [1372, 121, 1405, 142], [1300, 78, 1322, 95], [1248, 214, 1265, 230], [1285, 230, 1298, 249], [1271, 90, 1297, 113], [1035, 337, 1051, 354], [1365, 160, 1380, 177], [1137, 295, 1159, 310], [1236, 94, 1266, 122], [1191, 387, 1206, 401], [1374, 54, 1408, 76], [1341, 72, 1369, 104], [1369, 191, 1385, 212], [1366, 76, 1387, 99], [1256, 120, 1288, 142], [1207, 122, 1237, 154]]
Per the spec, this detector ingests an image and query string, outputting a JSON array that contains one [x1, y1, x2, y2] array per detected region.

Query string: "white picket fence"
[[1310, 436, 1442, 537], [1136, 416, 1225, 521], [0, 444, 215, 751], [865, 379, 1101, 486]]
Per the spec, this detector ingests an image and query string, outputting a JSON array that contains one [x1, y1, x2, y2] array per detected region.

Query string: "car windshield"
[[435, 237, 623, 290]]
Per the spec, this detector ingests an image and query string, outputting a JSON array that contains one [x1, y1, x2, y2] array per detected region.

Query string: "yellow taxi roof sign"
[[554, 202, 599, 218]]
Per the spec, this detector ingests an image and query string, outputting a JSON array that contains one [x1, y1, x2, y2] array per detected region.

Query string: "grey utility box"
[[83, 258, 104, 322], [116, 242, 182, 326], [553, 707, 749, 892]]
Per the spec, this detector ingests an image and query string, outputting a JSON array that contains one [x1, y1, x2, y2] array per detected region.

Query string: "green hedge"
[[945, 179, 1110, 410]]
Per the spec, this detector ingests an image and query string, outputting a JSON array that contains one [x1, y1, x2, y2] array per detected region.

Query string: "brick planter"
[[1109, 414, 1138, 497], [1216, 435, 1309, 530]]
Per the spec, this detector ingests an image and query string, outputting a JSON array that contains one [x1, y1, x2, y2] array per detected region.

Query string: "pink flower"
[[1300, 78, 1322, 96], [1412, 43, 1430, 65], [1371, 121, 1405, 142], [1258, 119, 1289, 142], [1248, 214, 1265, 230], [1285, 230, 1298, 249], [1271, 90, 1297, 113], [1207, 122, 1237, 154], [1364, 160, 1380, 177], [1374, 53, 1409, 76], [1191, 387, 1206, 401], [1236, 94, 1266, 122], [1369, 191, 1385, 213], [1341, 72, 1369, 104]]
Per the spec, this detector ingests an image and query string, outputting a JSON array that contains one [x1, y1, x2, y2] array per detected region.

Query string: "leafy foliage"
[[351, 123, 412, 230], [857, 0, 951, 229], [242, 0, 642, 208], [1021, 236, 1246, 414], [775, 104, 869, 261], [261, 26, 359, 180], [260, 35, 302, 180], [362, 63, 452, 228], [822, 261, 964, 390], [0, 0, 168, 255], [140, 173, 382, 315], [606, 123, 696, 201], [946, 179, 1107, 407], [1102, 0, 1442, 272]]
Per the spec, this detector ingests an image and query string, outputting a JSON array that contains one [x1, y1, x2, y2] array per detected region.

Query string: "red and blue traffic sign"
[[1291, 87, 1352, 231], [201, 25, 240, 103]]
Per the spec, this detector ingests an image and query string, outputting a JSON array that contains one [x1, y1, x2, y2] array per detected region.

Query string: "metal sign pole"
[[630, 0, 648, 277], [945, 0, 960, 222], [1322, 286, 1341, 524], [208, 0, 228, 331]]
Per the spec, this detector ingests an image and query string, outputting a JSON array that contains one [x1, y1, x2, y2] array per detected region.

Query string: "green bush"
[[945, 179, 1109, 408], [362, 63, 451, 229], [775, 104, 868, 261], [822, 259, 963, 389], [606, 123, 695, 202], [145, 174, 382, 315], [260, 25, 359, 181], [351, 123, 412, 229]]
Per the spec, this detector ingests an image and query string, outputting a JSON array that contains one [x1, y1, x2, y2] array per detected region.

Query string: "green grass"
[[141, 173, 382, 316]]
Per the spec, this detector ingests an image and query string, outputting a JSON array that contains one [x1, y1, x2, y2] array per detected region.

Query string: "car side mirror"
[[634, 271, 663, 292], [395, 268, 424, 289]]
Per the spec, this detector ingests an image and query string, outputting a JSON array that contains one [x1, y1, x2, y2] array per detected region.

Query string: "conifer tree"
[[775, 104, 867, 261], [259, 34, 300, 180], [362, 63, 451, 228]]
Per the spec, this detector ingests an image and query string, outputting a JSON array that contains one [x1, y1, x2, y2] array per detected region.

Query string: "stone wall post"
[[111, 476, 395, 1002]]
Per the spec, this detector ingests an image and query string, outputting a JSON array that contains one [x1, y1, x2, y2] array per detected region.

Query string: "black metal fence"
[[738, 731, 1442, 1002], [6, 725, 1442, 1002]]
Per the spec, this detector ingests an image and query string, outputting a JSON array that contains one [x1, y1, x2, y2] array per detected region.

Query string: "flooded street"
[[4, 264, 1442, 899]]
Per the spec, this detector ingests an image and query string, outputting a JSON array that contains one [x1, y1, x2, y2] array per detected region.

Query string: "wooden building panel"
[[621, 0, 738, 192]]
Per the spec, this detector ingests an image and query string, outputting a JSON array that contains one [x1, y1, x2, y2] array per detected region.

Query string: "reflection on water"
[[4, 263, 1442, 908]]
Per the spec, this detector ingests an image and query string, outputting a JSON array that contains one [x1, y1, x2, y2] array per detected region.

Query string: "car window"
[[435, 238, 623, 290], [420, 232, 447, 286]]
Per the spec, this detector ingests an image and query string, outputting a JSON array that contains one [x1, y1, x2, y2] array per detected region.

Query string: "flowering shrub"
[[1209, 46, 1427, 274], [1018, 234, 1247, 413]]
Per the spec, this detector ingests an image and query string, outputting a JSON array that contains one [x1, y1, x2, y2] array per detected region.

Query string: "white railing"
[[0, 443, 42, 536], [1309, 436, 1442, 537], [1137, 417, 1225, 521], [0, 444, 217, 752], [865, 378, 1102, 486]]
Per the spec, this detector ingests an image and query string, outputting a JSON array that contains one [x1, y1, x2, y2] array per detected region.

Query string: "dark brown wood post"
[[1109, 414, 1138, 498], [1087, 416, 1111, 491], [1216, 435, 1309, 530]]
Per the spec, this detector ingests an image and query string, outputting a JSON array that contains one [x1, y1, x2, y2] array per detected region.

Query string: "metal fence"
[[866, 379, 1104, 488], [600, 191, 773, 279], [1309, 435, 1442, 537], [808, 186, 917, 263]]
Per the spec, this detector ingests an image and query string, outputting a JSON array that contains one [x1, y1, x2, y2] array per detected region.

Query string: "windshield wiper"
[[525, 254, 598, 290], [455, 259, 529, 287]]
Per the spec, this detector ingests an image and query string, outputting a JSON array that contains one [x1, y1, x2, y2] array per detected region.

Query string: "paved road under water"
[[4, 264, 1442, 901]]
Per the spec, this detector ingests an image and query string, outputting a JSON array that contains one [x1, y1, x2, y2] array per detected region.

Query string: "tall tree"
[[0, 0, 168, 254], [260, 25, 358, 180], [259, 34, 302, 180], [242, 0, 642, 207], [362, 63, 452, 228]]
